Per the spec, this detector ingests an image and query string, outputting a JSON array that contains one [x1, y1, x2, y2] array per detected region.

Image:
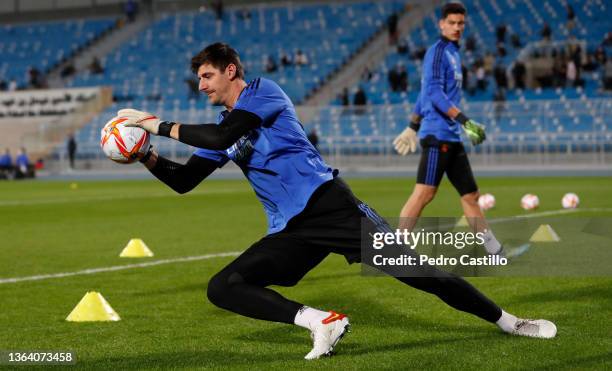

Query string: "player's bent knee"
[[207, 270, 248, 307], [420, 191, 436, 205], [206, 272, 231, 307], [413, 186, 436, 205], [424, 195, 435, 204]]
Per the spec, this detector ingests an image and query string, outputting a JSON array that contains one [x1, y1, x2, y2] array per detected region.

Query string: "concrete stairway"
[[301, 0, 443, 111], [47, 13, 155, 89]]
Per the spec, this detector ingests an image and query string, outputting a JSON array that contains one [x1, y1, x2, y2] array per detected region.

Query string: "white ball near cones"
[[561, 193, 579, 209], [521, 194, 539, 210], [478, 193, 496, 211]]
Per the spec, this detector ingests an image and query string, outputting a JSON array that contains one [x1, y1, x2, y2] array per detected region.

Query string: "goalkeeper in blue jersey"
[[393, 3, 502, 255], [122, 41, 556, 360]]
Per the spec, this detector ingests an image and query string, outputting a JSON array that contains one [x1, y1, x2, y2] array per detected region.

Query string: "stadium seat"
[[0, 18, 116, 88]]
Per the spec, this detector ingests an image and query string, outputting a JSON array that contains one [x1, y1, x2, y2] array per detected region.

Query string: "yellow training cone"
[[66, 292, 120, 322], [529, 224, 561, 242], [120, 238, 154, 257], [455, 215, 470, 228]]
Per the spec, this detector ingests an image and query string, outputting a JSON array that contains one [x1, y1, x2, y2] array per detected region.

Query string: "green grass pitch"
[[0, 176, 610, 370]]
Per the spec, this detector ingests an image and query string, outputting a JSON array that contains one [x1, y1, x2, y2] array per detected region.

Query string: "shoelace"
[[514, 320, 538, 335]]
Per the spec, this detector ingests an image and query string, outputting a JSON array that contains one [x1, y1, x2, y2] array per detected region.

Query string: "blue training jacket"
[[418, 36, 464, 142]]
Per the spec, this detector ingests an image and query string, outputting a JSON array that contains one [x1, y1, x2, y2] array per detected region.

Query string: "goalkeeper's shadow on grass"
[[337, 333, 500, 357], [307, 292, 497, 334], [299, 270, 361, 283], [234, 294, 495, 346], [234, 324, 309, 345], [235, 323, 498, 352]]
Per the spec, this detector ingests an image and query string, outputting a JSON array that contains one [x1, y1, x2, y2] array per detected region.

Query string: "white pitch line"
[[2, 208, 612, 286], [491, 208, 579, 222], [0, 188, 249, 207], [490, 207, 612, 224], [410, 208, 612, 231], [0, 251, 241, 285]]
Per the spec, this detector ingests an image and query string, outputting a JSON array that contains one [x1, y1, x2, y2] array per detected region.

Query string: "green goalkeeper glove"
[[456, 113, 486, 145]]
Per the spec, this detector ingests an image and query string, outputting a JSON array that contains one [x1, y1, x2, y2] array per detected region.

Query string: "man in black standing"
[[67, 134, 77, 169]]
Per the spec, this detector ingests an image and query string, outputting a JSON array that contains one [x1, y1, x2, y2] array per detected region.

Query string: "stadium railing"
[[53, 97, 611, 171]]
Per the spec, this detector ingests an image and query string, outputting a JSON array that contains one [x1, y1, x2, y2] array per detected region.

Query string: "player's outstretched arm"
[[120, 108, 261, 150], [140, 149, 217, 194]]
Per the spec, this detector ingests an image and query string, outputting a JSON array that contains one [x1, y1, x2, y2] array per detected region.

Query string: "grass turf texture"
[[0, 177, 610, 370]]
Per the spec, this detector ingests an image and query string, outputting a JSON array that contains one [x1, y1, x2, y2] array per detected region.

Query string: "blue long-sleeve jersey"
[[418, 36, 463, 142], [193, 77, 334, 235]]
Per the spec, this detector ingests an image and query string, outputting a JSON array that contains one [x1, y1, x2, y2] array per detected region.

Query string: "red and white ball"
[[520, 194, 540, 210], [478, 193, 496, 211], [100, 116, 150, 164], [561, 193, 579, 209]]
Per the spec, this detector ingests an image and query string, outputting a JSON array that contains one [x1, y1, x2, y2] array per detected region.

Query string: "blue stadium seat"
[[69, 2, 403, 105], [0, 18, 115, 87], [340, 0, 611, 107]]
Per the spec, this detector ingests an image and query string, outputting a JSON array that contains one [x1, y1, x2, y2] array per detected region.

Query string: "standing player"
[[393, 3, 503, 255], [121, 42, 556, 360]]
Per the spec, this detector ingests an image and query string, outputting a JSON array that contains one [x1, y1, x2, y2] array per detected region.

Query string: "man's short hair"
[[191, 42, 244, 79], [441, 2, 466, 19]]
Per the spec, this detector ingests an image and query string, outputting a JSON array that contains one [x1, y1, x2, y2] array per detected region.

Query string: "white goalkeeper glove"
[[118, 108, 162, 135], [393, 125, 419, 155]]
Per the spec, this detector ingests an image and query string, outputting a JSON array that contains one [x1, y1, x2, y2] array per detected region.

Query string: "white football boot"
[[304, 311, 350, 360], [510, 318, 557, 339]]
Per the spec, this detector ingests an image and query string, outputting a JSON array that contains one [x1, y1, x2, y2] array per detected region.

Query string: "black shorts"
[[416, 135, 478, 196], [224, 177, 384, 287]]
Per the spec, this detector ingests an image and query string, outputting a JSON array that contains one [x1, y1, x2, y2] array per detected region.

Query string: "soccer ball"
[[561, 193, 579, 209], [100, 116, 149, 164], [520, 194, 539, 210], [478, 193, 496, 211]]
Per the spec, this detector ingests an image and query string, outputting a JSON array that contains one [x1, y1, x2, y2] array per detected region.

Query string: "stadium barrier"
[[0, 87, 113, 160], [49, 97, 611, 172]]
